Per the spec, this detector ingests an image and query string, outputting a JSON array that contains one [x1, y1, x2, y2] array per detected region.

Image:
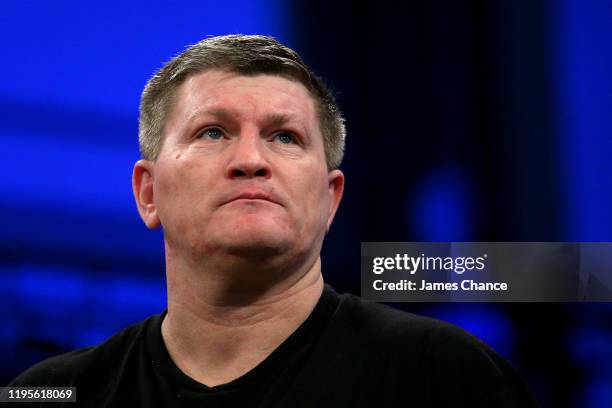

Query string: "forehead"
[[171, 70, 318, 127]]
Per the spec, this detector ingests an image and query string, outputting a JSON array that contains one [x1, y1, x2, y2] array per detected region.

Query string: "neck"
[[161, 244, 324, 387]]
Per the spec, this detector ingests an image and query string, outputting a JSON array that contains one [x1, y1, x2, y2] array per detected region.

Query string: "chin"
[[212, 225, 293, 257], [213, 240, 290, 263]]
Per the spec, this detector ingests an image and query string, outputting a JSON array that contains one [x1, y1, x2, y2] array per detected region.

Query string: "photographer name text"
[[371, 253, 508, 292]]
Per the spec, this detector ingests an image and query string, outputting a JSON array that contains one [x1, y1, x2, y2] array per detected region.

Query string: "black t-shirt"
[[4, 285, 538, 407]]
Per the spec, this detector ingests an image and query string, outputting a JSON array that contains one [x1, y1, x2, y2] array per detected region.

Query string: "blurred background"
[[1, 0, 611, 406]]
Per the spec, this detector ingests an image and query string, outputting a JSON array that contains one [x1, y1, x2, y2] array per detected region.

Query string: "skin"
[[132, 70, 344, 386]]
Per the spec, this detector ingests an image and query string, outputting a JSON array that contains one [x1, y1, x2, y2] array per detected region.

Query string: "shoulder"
[[333, 292, 538, 406], [333, 291, 490, 365], [8, 315, 157, 388], [335, 291, 459, 348]]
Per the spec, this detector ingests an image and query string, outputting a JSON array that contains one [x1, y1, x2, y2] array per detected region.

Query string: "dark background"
[[1, 0, 611, 406]]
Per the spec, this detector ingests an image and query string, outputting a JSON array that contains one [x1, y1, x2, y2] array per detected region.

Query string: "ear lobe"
[[132, 160, 161, 229], [326, 169, 345, 233]]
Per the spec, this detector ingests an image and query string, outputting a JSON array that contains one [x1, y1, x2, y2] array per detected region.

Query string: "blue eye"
[[274, 132, 297, 144], [200, 127, 223, 140]]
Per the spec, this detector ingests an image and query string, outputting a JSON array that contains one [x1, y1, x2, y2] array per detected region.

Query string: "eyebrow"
[[261, 112, 301, 129], [187, 108, 306, 131], [186, 108, 237, 126]]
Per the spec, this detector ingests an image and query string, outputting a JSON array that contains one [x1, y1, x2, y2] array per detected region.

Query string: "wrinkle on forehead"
[[166, 70, 321, 145], [183, 71, 316, 119]]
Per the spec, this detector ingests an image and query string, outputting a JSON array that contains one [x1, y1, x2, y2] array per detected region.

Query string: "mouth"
[[224, 191, 282, 206]]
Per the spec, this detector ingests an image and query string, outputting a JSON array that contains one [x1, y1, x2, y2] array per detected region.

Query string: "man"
[[5, 35, 538, 407]]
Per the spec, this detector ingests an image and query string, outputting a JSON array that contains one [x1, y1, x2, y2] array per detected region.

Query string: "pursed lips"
[[223, 191, 282, 206]]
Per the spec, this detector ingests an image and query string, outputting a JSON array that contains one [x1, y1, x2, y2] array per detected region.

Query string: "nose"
[[225, 131, 271, 179]]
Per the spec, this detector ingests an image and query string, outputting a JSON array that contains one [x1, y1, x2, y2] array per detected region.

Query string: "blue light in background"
[[0, 0, 288, 112], [405, 164, 512, 370], [554, 0, 612, 241], [553, 1, 612, 405], [570, 328, 612, 377], [0, 264, 166, 347], [427, 304, 513, 358], [408, 165, 475, 241], [581, 379, 612, 408]]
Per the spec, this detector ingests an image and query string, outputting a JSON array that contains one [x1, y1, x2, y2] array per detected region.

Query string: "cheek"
[[155, 161, 190, 203], [295, 169, 332, 227], [154, 159, 211, 227]]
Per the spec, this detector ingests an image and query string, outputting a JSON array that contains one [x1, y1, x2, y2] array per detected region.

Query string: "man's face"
[[134, 70, 344, 263]]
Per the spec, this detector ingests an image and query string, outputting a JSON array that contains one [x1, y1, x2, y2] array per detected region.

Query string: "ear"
[[326, 169, 345, 233], [132, 160, 161, 229]]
